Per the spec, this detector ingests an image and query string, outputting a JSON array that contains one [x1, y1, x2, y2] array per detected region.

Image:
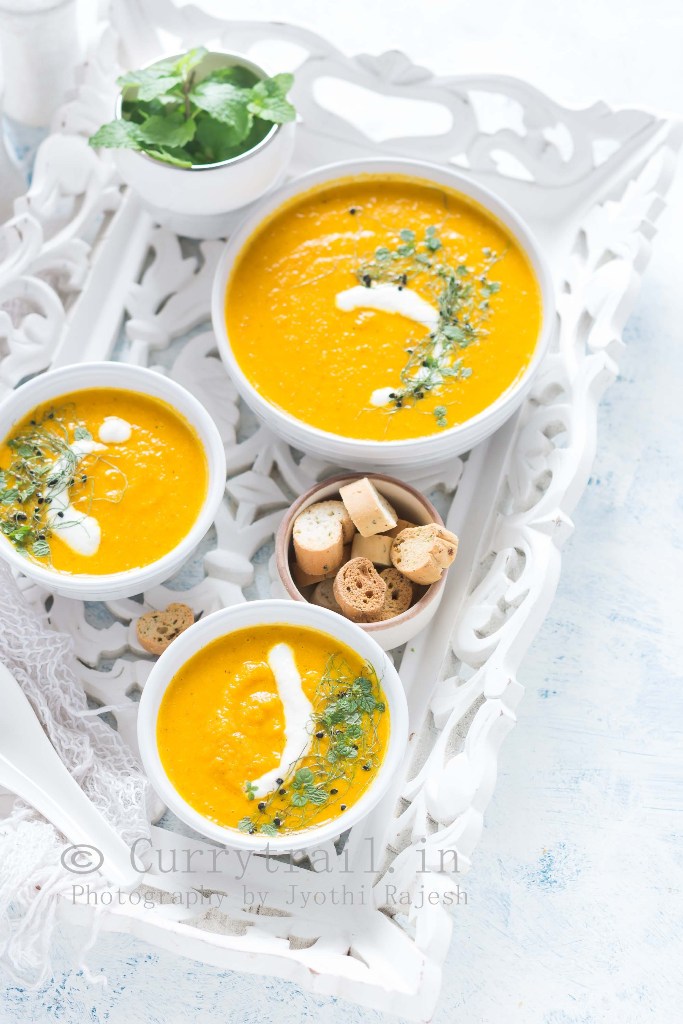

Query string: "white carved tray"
[[1, 4, 680, 1020]]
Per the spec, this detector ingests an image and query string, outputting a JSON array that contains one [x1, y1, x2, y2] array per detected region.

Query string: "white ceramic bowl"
[[275, 473, 449, 651], [212, 157, 554, 470], [113, 51, 296, 239], [0, 362, 226, 600], [137, 599, 409, 852]]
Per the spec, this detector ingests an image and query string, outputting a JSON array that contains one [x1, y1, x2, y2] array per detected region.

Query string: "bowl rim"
[[136, 599, 409, 852], [275, 472, 447, 634], [211, 156, 555, 455], [0, 362, 227, 596], [114, 49, 282, 173]]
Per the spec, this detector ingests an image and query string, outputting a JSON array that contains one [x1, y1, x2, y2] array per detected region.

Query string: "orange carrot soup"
[[156, 624, 390, 837], [225, 174, 542, 441], [0, 388, 207, 574]]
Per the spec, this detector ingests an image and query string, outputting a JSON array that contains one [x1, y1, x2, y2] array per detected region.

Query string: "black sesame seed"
[[340, 804, 347, 811], [349, 207, 357, 215], [37, 496, 44, 504], [279, 788, 286, 795], [47, 412, 54, 419], [29, 420, 36, 426], [398, 285, 403, 291], [362, 764, 371, 771], [81, 475, 87, 483], [57, 511, 64, 518], [362, 274, 372, 288], [257, 801, 266, 811], [315, 730, 324, 739], [273, 817, 281, 827], [330, 788, 338, 795], [16, 513, 27, 522], [249, 827, 256, 834], [275, 778, 283, 786], [37, 534, 45, 540], [400, 274, 407, 285]]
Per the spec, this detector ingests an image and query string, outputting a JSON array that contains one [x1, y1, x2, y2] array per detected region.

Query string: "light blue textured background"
[[1, 1, 682, 1021]]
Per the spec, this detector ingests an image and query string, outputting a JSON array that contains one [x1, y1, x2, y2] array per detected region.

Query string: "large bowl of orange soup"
[[0, 362, 226, 599], [212, 158, 554, 469], [137, 599, 408, 851]]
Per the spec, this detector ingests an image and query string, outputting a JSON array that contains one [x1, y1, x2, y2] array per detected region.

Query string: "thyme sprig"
[[355, 224, 504, 429], [0, 406, 124, 562], [238, 654, 386, 838]]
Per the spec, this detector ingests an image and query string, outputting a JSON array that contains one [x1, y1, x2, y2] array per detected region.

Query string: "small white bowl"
[[0, 362, 226, 600], [275, 473, 449, 651], [137, 599, 408, 852], [212, 157, 554, 470], [113, 51, 296, 239]]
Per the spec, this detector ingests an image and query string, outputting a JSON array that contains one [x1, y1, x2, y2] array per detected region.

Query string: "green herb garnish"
[[0, 405, 125, 563], [89, 48, 296, 169], [238, 655, 386, 837], [354, 223, 504, 423]]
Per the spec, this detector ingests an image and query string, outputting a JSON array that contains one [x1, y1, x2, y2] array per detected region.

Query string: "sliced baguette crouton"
[[136, 603, 194, 655], [350, 532, 393, 567], [333, 557, 386, 623], [384, 518, 418, 538], [379, 568, 414, 619], [432, 527, 458, 569], [291, 543, 350, 589], [339, 478, 398, 538], [293, 501, 351, 576], [310, 578, 341, 612], [391, 524, 459, 585]]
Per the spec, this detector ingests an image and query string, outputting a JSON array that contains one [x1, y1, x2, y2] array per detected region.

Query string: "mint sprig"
[[89, 48, 295, 169]]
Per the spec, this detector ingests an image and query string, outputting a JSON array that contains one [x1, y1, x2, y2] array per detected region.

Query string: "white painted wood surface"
[[1, 1, 681, 1021]]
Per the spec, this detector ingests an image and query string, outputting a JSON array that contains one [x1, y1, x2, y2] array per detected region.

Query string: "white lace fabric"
[[0, 562, 151, 984]]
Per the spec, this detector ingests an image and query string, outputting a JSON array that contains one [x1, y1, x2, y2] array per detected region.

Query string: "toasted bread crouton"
[[384, 518, 418, 538], [291, 544, 350, 589], [339, 478, 397, 538], [310, 578, 341, 612], [350, 532, 393, 567], [332, 557, 386, 622], [136, 603, 194, 655], [391, 524, 459, 585], [293, 500, 352, 576], [379, 567, 414, 619]]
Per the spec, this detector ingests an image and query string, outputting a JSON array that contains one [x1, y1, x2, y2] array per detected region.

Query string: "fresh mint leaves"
[[247, 73, 296, 123], [89, 47, 295, 169], [89, 119, 145, 151]]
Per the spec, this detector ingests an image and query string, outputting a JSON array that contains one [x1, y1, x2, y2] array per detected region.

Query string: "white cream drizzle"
[[98, 416, 132, 443], [335, 282, 439, 330], [250, 643, 313, 797], [369, 386, 397, 408], [336, 284, 440, 407], [46, 438, 107, 557]]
